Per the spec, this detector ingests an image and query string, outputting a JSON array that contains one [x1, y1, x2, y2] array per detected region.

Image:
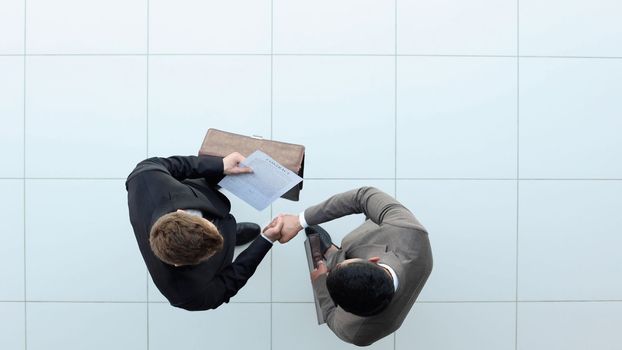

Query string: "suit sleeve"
[[174, 238, 273, 311], [126, 155, 225, 188], [304, 187, 422, 230], [312, 275, 357, 344]]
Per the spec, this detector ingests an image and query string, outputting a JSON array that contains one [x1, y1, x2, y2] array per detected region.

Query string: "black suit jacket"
[[126, 155, 272, 311]]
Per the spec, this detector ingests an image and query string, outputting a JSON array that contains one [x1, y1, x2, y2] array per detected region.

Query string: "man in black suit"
[[126, 152, 283, 311]]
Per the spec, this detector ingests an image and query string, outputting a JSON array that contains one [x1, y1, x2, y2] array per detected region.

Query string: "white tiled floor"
[[397, 180, 517, 302], [0, 57, 24, 178], [26, 0, 147, 54], [518, 302, 622, 350], [519, 58, 622, 179], [149, 0, 271, 54], [273, 56, 395, 178], [0, 180, 24, 301], [2, 1, 621, 350], [0, 302, 25, 350], [25, 180, 146, 302], [396, 302, 516, 350], [150, 303, 270, 350], [396, 57, 517, 178], [272, 303, 395, 350], [0, 0, 24, 54], [397, 0, 517, 55], [518, 181, 622, 301], [148, 56, 271, 157], [25, 56, 147, 178], [520, 0, 622, 57], [273, 0, 394, 54], [26, 303, 147, 350]]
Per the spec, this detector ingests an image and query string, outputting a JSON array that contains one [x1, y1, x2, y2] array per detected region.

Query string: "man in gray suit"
[[268, 187, 433, 346]]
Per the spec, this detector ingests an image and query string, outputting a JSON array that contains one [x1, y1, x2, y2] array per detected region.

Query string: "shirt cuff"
[[260, 232, 275, 244], [298, 211, 309, 229]]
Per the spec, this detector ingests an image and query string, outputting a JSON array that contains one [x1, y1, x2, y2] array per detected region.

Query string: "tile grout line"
[[7, 299, 622, 304], [394, 0, 398, 204], [394, 2, 398, 348], [5, 177, 622, 181], [270, 1, 274, 348], [515, 1, 520, 350], [4, 177, 622, 182], [23, 0, 28, 349], [2, 53, 622, 60], [146, 1, 150, 349]]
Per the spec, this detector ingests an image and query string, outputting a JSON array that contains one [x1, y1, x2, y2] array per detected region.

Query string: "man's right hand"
[[276, 214, 303, 244], [262, 217, 284, 242], [223, 152, 253, 175], [310, 260, 328, 281]]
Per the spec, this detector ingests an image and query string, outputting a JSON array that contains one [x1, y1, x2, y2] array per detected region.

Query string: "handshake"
[[261, 214, 305, 244]]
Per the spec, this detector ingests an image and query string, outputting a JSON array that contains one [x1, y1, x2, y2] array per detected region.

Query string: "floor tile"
[[397, 57, 517, 178], [519, 58, 622, 178], [518, 181, 622, 300], [25, 56, 147, 178], [274, 0, 394, 54], [396, 302, 515, 350], [149, 303, 270, 350], [273, 56, 395, 178], [149, 0, 270, 54], [148, 56, 270, 157], [398, 180, 517, 301], [26, 180, 146, 301]]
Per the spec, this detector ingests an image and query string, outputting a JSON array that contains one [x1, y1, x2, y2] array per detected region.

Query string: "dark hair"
[[149, 212, 223, 266], [326, 261, 395, 316]]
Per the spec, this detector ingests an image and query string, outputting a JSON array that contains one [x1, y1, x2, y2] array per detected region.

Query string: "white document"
[[218, 150, 302, 211]]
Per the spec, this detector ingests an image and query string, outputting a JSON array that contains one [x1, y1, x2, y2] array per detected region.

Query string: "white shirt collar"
[[378, 263, 399, 292], [182, 209, 203, 218]]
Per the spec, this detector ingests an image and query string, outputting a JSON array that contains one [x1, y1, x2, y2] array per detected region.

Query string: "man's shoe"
[[236, 222, 261, 246], [305, 225, 333, 255]]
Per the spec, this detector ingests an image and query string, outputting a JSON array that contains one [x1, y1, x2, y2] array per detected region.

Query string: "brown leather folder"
[[198, 128, 305, 201]]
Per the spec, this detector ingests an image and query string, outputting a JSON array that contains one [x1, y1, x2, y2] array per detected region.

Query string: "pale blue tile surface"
[[520, 0, 622, 56], [398, 180, 517, 301], [149, 0, 271, 54], [26, 180, 146, 301], [398, 0, 517, 55], [273, 56, 395, 179], [518, 302, 622, 350], [148, 56, 271, 157], [0, 0, 24, 54], [397, 57, 517, 178], [149, 303, 270, 350], [26, 0, 147, 54], [27, 303, 147, 350], [0, 180, 24, 301], [25, 56, 147, 178], [0, 303, 25, 350], [396, 302, 515, 350], [272, 303, 394, 350], [0, 57, 24, 178], [518, 181, 622, 300], [274, 0, 394, 54], [519, 58, 622, 178]]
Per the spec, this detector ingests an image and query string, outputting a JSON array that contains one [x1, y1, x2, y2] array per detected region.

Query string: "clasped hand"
[[261, 214, 303, 243], [261, 214, 327, 281]]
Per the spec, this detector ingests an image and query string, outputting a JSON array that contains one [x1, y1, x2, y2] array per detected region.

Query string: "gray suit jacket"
[[307, 187, 433, 346]]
